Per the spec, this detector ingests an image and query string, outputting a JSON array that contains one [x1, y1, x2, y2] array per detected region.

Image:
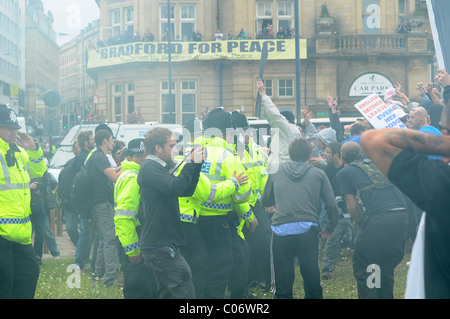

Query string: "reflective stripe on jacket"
[[175, 157, 241, 223], [114, 160, 141, 256], [194, 136, 254, 222], [0, 139, 46, 245], [240, 138, 269, 206]]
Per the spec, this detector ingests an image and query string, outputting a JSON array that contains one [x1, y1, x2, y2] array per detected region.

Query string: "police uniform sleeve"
[[222, 154, 252, 203], [192, 172, 242, 204], [25, 143, 46, 178], [114, 172, 141, 257]]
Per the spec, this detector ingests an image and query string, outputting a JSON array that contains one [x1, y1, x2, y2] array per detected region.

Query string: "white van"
[[48, 122, 182, 179]]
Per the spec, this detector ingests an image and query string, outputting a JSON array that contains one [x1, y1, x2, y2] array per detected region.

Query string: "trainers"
[[321, 268, 333, 280]]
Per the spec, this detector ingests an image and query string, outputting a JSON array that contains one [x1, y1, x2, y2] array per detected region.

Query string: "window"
[[112, 84, 122, 122], [180, 4, 196, 41], [160, 4, 197, 41], [256, 2, 273, 36], [257, 1, 273, 17], [160, 4, 175, 40], [124, 6, 134, 34], [278, 79, 294, 97], [110, 6, 134, 36], [262, 79, 273, 97], [161, 81, 176, 124], [181, 81, 197, 125], [160, 80, 197, 125], [398, 0, 406, 24], [111, 83, 135, 122], [111, 8, 121, 36], [277, 1, 293, 34], [278, 1, 293, 16], [126, 83, 134, 114]]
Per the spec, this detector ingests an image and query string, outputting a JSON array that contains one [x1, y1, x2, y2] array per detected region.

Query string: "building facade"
[[88, 0, 435, 125], [0, 0, 25, 113], [60, 19, 100, 124], [25, 0, 59, 122]]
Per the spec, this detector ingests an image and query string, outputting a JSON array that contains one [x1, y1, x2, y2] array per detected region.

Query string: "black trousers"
[[271, 227, 323, 299], [116, 237, 157, 299], [180, 221, 208, 299], [352, 211, 407, 299], [245, 200, 272, 285], [197, 215, 233, 299], [142, 245, 196, 299], [228, 225, 250, 299], [0, 236, 40, 299]]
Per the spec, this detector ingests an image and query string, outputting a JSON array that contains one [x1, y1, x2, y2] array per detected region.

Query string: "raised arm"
[[361, 128, 450, 176]]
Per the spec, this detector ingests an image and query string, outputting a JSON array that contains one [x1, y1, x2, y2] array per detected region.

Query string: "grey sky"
[[40, 0, 100, 46]]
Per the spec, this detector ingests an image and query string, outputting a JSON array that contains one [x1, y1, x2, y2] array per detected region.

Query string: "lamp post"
[[294, 0, 301, 123], [167, 0, 174, 123]]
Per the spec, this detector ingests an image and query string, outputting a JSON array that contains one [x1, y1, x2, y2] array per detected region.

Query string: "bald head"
[[407, 106, 430, 130]]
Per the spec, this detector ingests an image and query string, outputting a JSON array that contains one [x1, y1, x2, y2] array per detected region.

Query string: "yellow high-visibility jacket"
[[0, 139, 47, 245], [239, 137, 269, 206], [194, 136, 254, 224], [114, 160, 141, 257], [177, 162, 243, 224]]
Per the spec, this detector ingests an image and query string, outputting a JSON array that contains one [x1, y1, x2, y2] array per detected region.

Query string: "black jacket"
[[137, 156, 202, 249]]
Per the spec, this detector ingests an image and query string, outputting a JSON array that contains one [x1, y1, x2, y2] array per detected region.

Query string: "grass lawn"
[[34, 240, 413, 299]]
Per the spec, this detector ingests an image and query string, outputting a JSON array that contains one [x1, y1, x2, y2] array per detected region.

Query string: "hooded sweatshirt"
[[262, 161, 338, 233], [312, 127, 337, 168]]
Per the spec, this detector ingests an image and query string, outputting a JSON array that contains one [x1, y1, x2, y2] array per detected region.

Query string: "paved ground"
[[41, 224, 77, 260]]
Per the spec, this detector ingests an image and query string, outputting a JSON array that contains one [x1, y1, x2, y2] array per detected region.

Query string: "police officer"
[[177, 119, 250, 298], [231, 111, 272, 291], [0, 105, 47, 299], [197, 108, 257, 299], [114, 138, 157, 299]]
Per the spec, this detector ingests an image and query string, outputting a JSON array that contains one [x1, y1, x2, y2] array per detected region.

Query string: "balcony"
[[336, 35, 406, 52], [310, 33, 432, 58]]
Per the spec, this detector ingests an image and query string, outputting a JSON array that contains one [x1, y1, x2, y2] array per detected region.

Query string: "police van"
[[48, 122, 182, 180]]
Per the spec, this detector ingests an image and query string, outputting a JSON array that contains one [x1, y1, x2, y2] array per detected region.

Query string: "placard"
[[354, 93, 407, 129]]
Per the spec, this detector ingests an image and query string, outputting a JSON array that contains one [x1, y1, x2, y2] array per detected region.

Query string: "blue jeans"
[[91, 202, 119, 285], [31, 202, 60, 258], [75, 217, 94, 268], [64, 208, 80, 247]]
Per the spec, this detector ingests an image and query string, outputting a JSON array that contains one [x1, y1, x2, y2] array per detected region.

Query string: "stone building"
[[24, 0, 60, 121], [88, 0, 435, 124], [60, 20, 100, 122]]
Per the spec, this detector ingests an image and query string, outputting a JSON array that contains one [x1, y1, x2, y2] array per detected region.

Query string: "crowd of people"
[[1, 69, 450, 300], [95, 25, 295, 49]]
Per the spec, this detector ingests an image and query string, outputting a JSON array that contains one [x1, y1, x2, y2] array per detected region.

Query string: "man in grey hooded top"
[[310, 127, 337, 169], [262, 138, 338, 299]]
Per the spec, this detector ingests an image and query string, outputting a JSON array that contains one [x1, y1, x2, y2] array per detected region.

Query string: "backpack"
[[350, 159, 392, 193], [70, 157, 93, 215], [57, 156, 78, 210]]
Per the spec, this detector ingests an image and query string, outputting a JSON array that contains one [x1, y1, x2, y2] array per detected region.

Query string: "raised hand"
[[17, 132, 37, 150], [434, 69, 450, 88], [256, 79, 266, 97], [232, 171, 249, 186]]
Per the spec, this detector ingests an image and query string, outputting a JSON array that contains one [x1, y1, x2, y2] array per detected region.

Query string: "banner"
[[88, 39, 307, 69], [354, 93, 407, 129], [426, 0, 450, 71]]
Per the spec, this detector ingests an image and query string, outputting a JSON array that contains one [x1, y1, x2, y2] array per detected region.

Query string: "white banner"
[[354, 93, 407, 129]]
